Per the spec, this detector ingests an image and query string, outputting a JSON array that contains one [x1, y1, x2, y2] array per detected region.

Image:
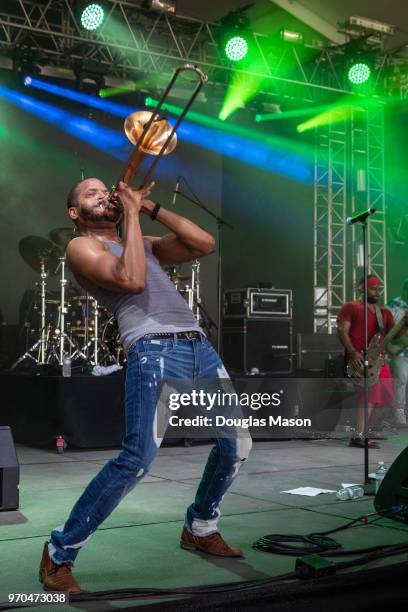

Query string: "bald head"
[[67, 178, 105, 210]]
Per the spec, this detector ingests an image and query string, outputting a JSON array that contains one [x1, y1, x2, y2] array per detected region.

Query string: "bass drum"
[[101, 315, 125, 365]]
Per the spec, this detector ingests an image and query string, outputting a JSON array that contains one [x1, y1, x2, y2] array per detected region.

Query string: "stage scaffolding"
[[0, 2, 394, 335], [313, 104, 387, 333]]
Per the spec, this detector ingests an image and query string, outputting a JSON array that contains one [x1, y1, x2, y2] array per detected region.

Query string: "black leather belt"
[[143, 331, 202, 340]]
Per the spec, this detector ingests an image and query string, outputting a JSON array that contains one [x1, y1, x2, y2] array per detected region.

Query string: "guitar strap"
[[374, 304, 385, 336]]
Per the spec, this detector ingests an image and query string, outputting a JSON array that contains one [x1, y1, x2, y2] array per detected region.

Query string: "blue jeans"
[[391, 354, 408, 414], [49, 335, 252, 564]]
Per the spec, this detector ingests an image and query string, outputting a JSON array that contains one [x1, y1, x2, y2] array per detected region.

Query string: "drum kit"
[[12, 230, 204, 371], [13, 64, 211, 372]]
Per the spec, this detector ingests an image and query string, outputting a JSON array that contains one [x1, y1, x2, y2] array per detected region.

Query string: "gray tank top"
[[89, 239, 202, 353]]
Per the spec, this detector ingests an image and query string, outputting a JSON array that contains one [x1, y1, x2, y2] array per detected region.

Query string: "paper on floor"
[[281, 487, 336, 496]]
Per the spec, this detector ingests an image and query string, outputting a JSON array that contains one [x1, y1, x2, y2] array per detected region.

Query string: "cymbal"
[[169, 273, 191, 284], [49, 227, 74, 251], [19, 236, 61, 275]]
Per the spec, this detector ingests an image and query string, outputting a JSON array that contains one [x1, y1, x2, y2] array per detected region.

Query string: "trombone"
[[111, 64, 207, 195]]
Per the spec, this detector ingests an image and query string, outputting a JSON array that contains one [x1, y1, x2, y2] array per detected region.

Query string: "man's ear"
[[68, 207, 79, 221]]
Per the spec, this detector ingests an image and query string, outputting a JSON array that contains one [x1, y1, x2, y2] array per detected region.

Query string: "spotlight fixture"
[[12, 46, 41, 83], [225, 35, 249, 62], [74, 61, 106, 93], [349, 15, 395, 36], [348, 61, 371, 84], [77, 2, 106, 31], [148, 0, 176, 14], [280, 29, 303, 44], [219, 5, 253, 63]]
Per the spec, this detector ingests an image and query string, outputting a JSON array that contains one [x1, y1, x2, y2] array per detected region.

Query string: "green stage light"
[[80, 3, 105, 31], [348, 62, 371, 85], [225, 35, 248, 61]]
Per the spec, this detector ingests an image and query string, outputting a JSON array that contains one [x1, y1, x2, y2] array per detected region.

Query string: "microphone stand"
[[173, 178, 234, 353], [362, 218, 371, 490], [351, 214, 376, 494]]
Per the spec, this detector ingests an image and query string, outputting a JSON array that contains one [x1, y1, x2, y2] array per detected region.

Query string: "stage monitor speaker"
[[222, 317, 293, 374], [374, 446, 408, 523], [0, 426, 19, 511]]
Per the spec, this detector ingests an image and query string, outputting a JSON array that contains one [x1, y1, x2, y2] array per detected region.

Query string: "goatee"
[[80, 206, 121, 223]]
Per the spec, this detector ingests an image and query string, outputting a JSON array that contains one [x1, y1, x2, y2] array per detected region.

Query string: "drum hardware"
[[70, 298, 118, 367], [12, 236, 61, 368], [49, 227, 75, 252], [191, 259, 201, 322]]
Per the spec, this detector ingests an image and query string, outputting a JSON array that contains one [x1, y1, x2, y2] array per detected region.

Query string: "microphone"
[[346, 207, 376, 225], [172, 177, 181, 206]]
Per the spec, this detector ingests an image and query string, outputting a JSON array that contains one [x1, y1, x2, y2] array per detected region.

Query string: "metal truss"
[[351, 105, 387, 300], [0, 0, 394, 97], [313, 103, 387, 333], [313, 113, 347, 333]]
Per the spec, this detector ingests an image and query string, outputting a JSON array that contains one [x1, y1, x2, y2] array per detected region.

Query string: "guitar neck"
[[378, 318, 405, 353]]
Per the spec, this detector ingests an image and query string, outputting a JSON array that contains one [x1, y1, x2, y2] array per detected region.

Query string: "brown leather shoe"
[[39, 542, 81, 593], [180, 526, 244, 558]]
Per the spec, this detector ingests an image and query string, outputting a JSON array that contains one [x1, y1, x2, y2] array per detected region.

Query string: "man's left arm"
[[384, 307, 408, 341], [141, 199, 215, 264]]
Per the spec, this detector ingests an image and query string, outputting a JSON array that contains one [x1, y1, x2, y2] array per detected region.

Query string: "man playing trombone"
[[38, 178, 251, 593]]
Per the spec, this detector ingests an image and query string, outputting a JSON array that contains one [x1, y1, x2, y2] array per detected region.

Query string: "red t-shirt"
[[337, 300, 395, 355]]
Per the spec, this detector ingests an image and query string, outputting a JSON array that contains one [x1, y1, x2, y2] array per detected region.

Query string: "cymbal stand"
[[46, 257, 77, 366], [39, 259, 47, 362], [191, 259, 201, 322], [11, 259, 49, 368], [57, 256, 69, 364], [92, 299, 99, 365], [88, 300, 115, 366]]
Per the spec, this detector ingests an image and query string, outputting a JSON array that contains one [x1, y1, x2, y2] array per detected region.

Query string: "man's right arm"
[[66, 183, 149, 293], [337, 307, 363, 368]]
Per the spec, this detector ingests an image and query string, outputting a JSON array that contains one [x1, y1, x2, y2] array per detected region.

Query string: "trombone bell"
[[124, 111, 177, 156]]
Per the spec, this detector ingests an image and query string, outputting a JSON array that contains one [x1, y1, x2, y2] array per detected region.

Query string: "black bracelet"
[[150, 202, 161, 221]]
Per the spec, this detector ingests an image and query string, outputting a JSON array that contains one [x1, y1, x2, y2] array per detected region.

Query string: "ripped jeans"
[[49, 334, 252, 565]]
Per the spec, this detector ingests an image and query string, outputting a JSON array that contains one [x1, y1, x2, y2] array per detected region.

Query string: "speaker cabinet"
[[374, 446, 408, 523], [0, 426, 19, 511], [222, 318, 293, 374]]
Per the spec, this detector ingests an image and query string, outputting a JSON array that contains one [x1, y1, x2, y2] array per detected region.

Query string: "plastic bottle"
[[62, 355, 72, 377], [375, 461, 387, 494], [335, 485, 364, 501]]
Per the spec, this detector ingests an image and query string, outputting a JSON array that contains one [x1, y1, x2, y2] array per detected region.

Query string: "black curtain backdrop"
[[221, 157, 314, 336]]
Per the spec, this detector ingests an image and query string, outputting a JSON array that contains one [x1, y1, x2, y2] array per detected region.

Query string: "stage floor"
[[1, 435, 408, 610]]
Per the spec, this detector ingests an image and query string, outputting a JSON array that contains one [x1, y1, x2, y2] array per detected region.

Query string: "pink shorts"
[[358, 364, 394, 406]]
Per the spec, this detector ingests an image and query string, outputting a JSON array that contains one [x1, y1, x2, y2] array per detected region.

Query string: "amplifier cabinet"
[[222, 318, 293, 374], [297, 333, 343, 371], [224, 288, 292, 319]]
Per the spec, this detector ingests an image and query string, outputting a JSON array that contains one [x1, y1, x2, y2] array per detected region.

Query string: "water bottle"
[[335, 485, 364, 501], [375, 461, 387, 494], [62, 355, 72, 377]]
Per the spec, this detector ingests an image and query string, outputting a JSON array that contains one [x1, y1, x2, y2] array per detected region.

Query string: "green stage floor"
[[1, 435, 408, 610]]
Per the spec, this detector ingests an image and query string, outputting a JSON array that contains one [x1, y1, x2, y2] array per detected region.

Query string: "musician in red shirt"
[[337, 275, 394, 448]]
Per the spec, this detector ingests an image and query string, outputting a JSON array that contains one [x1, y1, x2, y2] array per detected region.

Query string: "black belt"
[[143, 331, 202, 340]]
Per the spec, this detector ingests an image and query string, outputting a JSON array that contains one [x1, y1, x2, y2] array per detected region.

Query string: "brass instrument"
[[111, 64, 207, 194]]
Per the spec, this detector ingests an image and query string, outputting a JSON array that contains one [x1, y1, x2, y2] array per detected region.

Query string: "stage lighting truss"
[[0, 1, 406, 98]]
